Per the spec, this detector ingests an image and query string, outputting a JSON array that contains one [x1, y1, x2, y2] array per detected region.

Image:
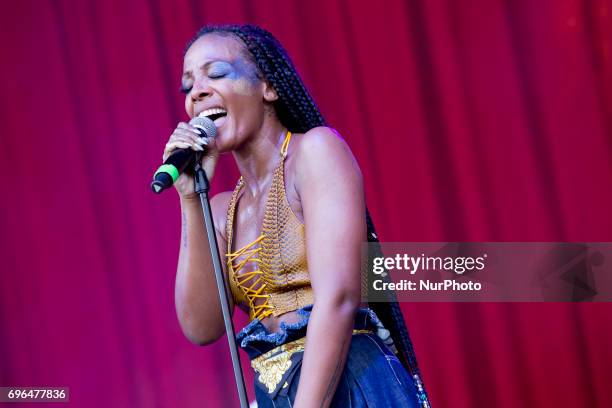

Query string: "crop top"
[[225, 131, 314, 321]]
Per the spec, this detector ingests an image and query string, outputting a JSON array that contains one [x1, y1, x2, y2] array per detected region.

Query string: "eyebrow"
[[182, 59, 232, 79]]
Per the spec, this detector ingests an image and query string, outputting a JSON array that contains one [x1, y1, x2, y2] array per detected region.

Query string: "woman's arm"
[[174, 192, 234, 345], [292, 127, 365, 408], [163, 123, 234, 346]]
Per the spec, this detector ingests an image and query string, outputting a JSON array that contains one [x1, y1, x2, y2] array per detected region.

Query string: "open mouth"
[[208, 112, 227, 121], [198, 108, 227, 122]]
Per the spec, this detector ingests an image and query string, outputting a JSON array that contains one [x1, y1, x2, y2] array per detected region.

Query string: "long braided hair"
[[187, 24, 429, 405]]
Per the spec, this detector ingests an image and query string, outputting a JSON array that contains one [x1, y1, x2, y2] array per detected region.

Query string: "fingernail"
[[194, 145, 204, 151]]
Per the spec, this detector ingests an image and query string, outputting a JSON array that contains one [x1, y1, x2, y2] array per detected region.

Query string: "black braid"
[[365, 210, 430, 405], [186, 24, 429, 406]]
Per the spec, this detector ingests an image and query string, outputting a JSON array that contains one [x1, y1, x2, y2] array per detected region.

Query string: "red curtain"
[[1, 0, 611, 407]]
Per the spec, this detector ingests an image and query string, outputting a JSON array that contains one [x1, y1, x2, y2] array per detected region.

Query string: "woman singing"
[[164, 24, 429, 407]]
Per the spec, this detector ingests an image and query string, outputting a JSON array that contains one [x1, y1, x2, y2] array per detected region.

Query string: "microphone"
[[151, 116, 217, 194]]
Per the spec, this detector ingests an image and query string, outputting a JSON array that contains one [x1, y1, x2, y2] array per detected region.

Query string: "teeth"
[[198, 108, 227, 118]]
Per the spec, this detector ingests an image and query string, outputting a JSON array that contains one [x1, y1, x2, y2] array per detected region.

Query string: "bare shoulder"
[[293, 126, 352, 159], [292, 126, 362, 182], [210, 191, 234, 241], [210, 190, 233, 219]]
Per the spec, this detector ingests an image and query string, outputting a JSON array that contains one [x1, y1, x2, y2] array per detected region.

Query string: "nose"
[[190, 78, 211, 102]]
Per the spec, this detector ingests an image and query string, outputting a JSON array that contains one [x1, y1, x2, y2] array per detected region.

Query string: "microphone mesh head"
[[189, 116, 217, 139]]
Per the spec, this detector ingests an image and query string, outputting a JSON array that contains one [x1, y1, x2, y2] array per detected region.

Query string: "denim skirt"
[[236, 305, 423, 407]]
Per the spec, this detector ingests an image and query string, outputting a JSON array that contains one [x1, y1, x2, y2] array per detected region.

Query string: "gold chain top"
[[225, 131, 314, 321]]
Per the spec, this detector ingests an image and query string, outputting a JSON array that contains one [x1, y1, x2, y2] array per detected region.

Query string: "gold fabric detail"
[[251, 337, 306, 393], [226, 131, 314, 320], [251, 330, 373, 393], [351, 329, 374, 335]]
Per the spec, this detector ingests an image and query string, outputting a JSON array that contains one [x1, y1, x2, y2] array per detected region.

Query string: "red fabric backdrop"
[[1, 0, 611, 407]]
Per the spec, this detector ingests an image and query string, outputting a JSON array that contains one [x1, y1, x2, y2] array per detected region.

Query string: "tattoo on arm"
[[320, 337, 349, 408], [181, 211, 188, 248]]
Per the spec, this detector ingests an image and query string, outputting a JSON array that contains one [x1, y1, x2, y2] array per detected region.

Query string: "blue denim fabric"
[[237, 305, 421, 407]]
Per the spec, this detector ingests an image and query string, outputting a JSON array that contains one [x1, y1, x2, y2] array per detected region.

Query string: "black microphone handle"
[[151, 148, 198, 193], [151, 117, 216, 194], [165, 147, 198, 173]]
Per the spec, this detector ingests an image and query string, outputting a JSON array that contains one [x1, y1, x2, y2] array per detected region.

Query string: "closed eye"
[[208, 72, 228, 79], [179, 74, 225, 94]]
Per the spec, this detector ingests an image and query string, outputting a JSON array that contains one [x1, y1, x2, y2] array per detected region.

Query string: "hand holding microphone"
[[152, 117, 219, 198]]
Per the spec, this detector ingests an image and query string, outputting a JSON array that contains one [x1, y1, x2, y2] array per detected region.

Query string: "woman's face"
[[181, 33, 277, 151]]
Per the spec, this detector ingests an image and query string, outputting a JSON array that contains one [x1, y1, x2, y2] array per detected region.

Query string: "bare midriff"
[[260, 310, 303, 333]]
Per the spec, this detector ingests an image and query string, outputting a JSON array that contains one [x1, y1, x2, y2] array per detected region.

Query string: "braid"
[[186, 24, 429, 406], [366, 210, 429, 406]]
